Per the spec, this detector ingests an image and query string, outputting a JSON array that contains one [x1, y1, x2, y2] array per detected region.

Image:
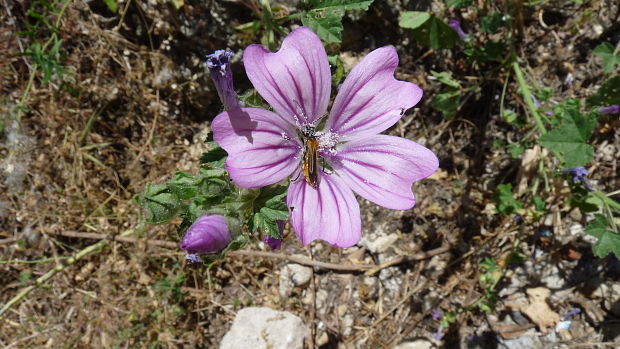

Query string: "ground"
[[1, 0, 620, 348]]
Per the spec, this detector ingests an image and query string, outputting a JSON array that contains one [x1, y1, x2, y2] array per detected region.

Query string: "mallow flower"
[[212, 27, 438, 247], [181, 214, 231, 255]]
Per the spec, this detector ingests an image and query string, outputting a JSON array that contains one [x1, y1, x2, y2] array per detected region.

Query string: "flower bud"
[[598, 105, 619, 115], [206, 49, 240, 110], [449, 20, 469, 42], [264, 220, 285, 250], [181, 214, 231, 254]]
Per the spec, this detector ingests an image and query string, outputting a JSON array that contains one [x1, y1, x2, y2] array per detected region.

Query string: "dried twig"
[[45, 230, 177, 248], [43, 230, 451, 273], [228, 245, 450, 273]]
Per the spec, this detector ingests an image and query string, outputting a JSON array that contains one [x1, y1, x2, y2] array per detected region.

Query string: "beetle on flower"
[[212, 27, 438, 247]]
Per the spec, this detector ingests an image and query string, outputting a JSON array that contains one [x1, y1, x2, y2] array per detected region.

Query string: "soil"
[[1, 0, 619, 348]]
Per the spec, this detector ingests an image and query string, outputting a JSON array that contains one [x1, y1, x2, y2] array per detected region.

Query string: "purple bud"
[[181, 214, 231, 254], [264, 235, 282, 250], [448, 20, 469, 42], [598, 105, 619, 115], [431, 308, 442, 320], [264, 220, 285, 250], [206, 50, 240, 110], [531, 95, 540, 109]]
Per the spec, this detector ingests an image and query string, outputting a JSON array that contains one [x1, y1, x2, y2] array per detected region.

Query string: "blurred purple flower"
[[181, 214, 231, 254], [449, 20, 469, 42], [206, 49, 240, 110], [561, 166, 593, 192], [432, 325, 445, 341], [562, 307, 581, 320], [431, 308, 442, 320], [212, 27, 438, 247], [598, 105, 619, 115], [531, 95, 541, 108]]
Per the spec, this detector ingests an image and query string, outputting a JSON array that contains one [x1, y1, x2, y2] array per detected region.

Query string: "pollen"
[[317, 130, 340, 154]]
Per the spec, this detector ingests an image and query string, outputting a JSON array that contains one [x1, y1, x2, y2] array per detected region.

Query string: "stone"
[[364, 234, 399, 254], [393, 339, 434, 349], [220, 307, 309, 349], [279, 263, 313, 297]]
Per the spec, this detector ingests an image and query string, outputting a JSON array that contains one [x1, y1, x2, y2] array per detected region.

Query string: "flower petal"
[[287, 175, 361, 247], [327, 47, 423, 139], [244, 27, 331, 125], [212, 107, 301, 188], [332, 135, 438, 210]]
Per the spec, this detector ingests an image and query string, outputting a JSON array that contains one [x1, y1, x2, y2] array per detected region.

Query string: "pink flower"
[[212, 27, 438, 247], [181, 214, 231, 254]]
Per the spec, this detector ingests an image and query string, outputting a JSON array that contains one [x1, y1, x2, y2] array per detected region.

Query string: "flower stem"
[[512, 62, 547, 135]]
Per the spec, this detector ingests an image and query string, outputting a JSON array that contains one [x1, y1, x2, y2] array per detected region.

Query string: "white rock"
[[220, 307, 309, 349], [393, 339, 434, 349], [279, 264, 313, 297], [364, 234, 399, 253], [342, 314, 354, 337]]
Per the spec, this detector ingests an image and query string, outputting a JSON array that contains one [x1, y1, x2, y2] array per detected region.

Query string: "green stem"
[[512, 62, 547, 134], [594, 191, 620, 234]]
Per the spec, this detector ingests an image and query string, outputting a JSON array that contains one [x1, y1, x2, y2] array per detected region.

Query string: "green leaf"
[[328, 54, 345, 87], [19, 270, 32, 286], [200, 141, 227, 169], [507, 144, 525, 158], [167, 172, 198, 200], [431, 70, 461, 88], [398, 11, 431, 30], [593, 42, 620, 73], [446, 0, 473, 9], [480, 13, 504, 34], [586, 76, 620, 108], [585, 214, 608, 239], [240, 89, 268, 108], [302, 0, 375, 43], [102, 0, 117, 12], [430, 88, 460, 118], [567, 187, 600, 212], [261, 196, 289, 221], [446, 0, 474, 10], [304, 0, 375, 11], [406, 14, 459, 49], [532, 196, 546, 211], [493, 184, 523, 215], [302, 10, 344, 43], [540, 106, 596, 168], [585, 214, 620, 258], [136, 183, 182, 224], [502, 109, 518, 124], [250, 185, 289, 238]]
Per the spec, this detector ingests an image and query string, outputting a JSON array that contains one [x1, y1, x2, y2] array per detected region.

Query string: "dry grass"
[[1, 0, 619, 348]]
